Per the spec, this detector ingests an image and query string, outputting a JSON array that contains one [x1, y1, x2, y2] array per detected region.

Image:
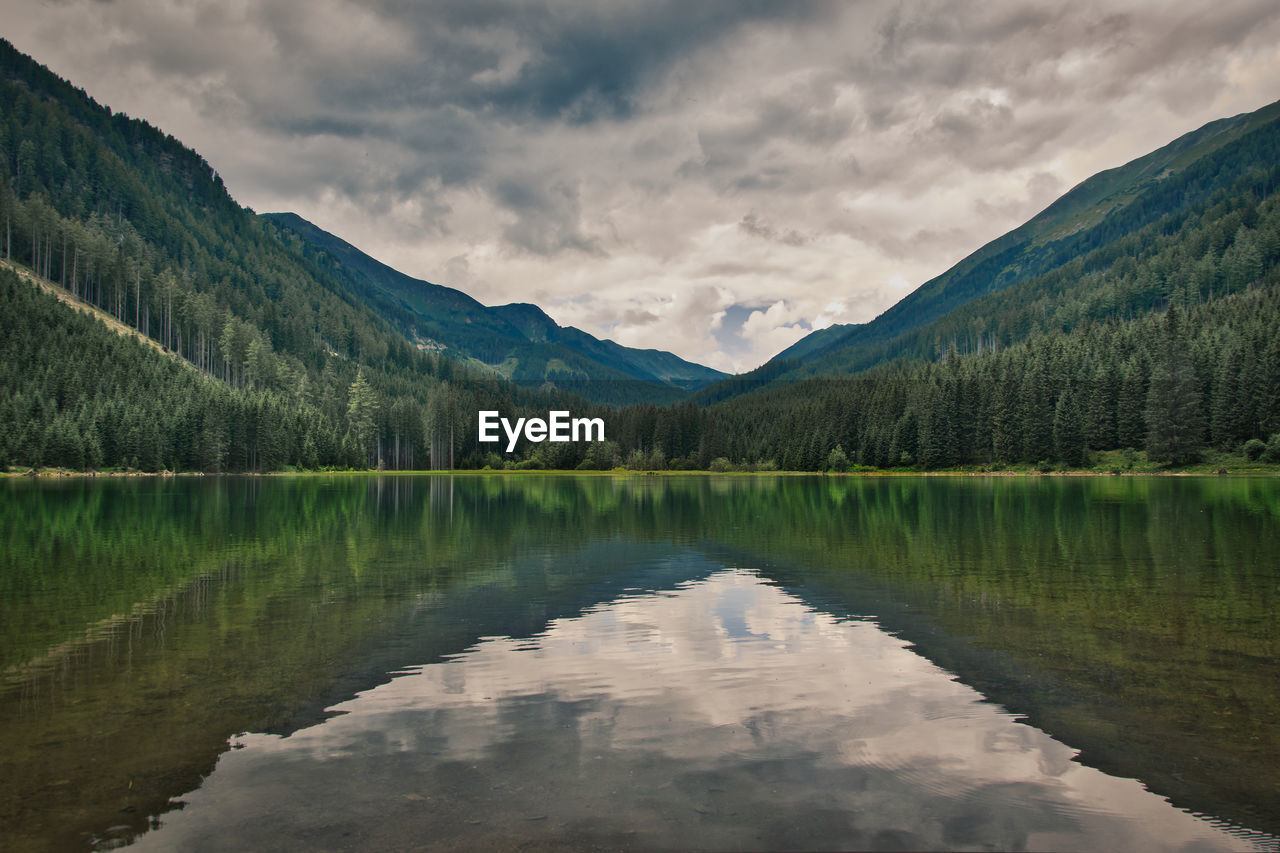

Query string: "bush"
[[1243, 438, 1267, 461], [1263, 434, 1280, 464]]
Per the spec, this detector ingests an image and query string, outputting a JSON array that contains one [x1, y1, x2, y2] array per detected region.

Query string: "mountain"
[[762, 98, 1280, 381], [0, 36, 612, 472], [632, 99, 1280, 470], [263, 212, 725, 403]]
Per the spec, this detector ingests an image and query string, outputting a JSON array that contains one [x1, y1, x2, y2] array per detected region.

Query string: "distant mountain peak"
[[264, 213, 726, 403]]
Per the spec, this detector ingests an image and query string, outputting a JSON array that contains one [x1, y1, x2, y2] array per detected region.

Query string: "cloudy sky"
[[7, 1, 1280, 372]]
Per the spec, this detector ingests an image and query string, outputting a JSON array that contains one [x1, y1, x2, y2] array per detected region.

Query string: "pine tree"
[[346, 369, 379, 468], [1145, 307, 1207, 464], [1210, 343, 1244, 448], [1116, 359, 1147, 449], [990, 370, 1021, 463], [198, 399, 228, 472], [1052, 389, 1086, 466], [1085, 362, 1119, 451], [917, 389, 957, 469], [889, 408, 919, 467], [1020, 359, 1054, 464]]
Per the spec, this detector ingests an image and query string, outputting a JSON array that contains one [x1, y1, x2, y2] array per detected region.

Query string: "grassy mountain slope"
[[264, 212, 725, 400]]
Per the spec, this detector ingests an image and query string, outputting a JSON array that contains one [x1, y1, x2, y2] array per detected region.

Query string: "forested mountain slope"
[[265, 212, 724, 399], [605, 267, 1280, 472], [0, 265, 333, 471], [764, 99, 1280, 380], [0, 36, 627, 470]]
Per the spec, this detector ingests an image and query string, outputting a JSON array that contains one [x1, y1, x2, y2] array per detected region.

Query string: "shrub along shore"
[[7, 450, 1280, 479]]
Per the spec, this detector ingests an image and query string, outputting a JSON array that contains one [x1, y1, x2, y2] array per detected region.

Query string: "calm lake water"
[[2, 474, 1278, 851]]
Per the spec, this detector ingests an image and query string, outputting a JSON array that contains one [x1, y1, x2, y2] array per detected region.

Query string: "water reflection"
[[2, 474, 1278, 851], [136, 568, 1248, 852]]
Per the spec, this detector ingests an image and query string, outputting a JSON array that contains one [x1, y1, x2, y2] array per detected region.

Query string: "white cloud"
[[740, 301, 810, 362]]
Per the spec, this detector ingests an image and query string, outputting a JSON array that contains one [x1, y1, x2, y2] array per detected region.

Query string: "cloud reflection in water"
[[136, 566, 1251, 851]]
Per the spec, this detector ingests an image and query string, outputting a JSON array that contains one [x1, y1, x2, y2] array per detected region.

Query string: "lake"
[[2, 474, 1278, 851]]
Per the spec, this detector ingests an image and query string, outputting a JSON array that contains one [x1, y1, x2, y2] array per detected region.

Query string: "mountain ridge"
[[263, 211, 726, 402], [768, 98, 1280, 374]]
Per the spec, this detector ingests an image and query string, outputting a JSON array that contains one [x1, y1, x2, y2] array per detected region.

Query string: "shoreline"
[[6, 466, 1279, 479]]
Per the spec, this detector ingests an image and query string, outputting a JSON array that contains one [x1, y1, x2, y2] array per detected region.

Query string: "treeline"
[[596, 285, 1280, 473], [0, 268, 340, 471], [4, 195, 1279, 474]]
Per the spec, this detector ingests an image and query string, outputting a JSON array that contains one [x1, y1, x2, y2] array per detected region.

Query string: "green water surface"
[[1, 475, 1277, 851]]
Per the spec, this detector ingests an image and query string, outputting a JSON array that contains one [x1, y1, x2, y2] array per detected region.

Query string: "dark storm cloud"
[[396, 0, 834, 124], [24, 0, 1278, 219], [236, 0, 835, 127], [205, 0, 837, 251]]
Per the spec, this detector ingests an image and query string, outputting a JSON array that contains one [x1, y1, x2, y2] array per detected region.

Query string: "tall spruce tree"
[[346, 369, 380, 467], [1053, 389, 1086, 466], [1145, 306, 1207, 464]]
